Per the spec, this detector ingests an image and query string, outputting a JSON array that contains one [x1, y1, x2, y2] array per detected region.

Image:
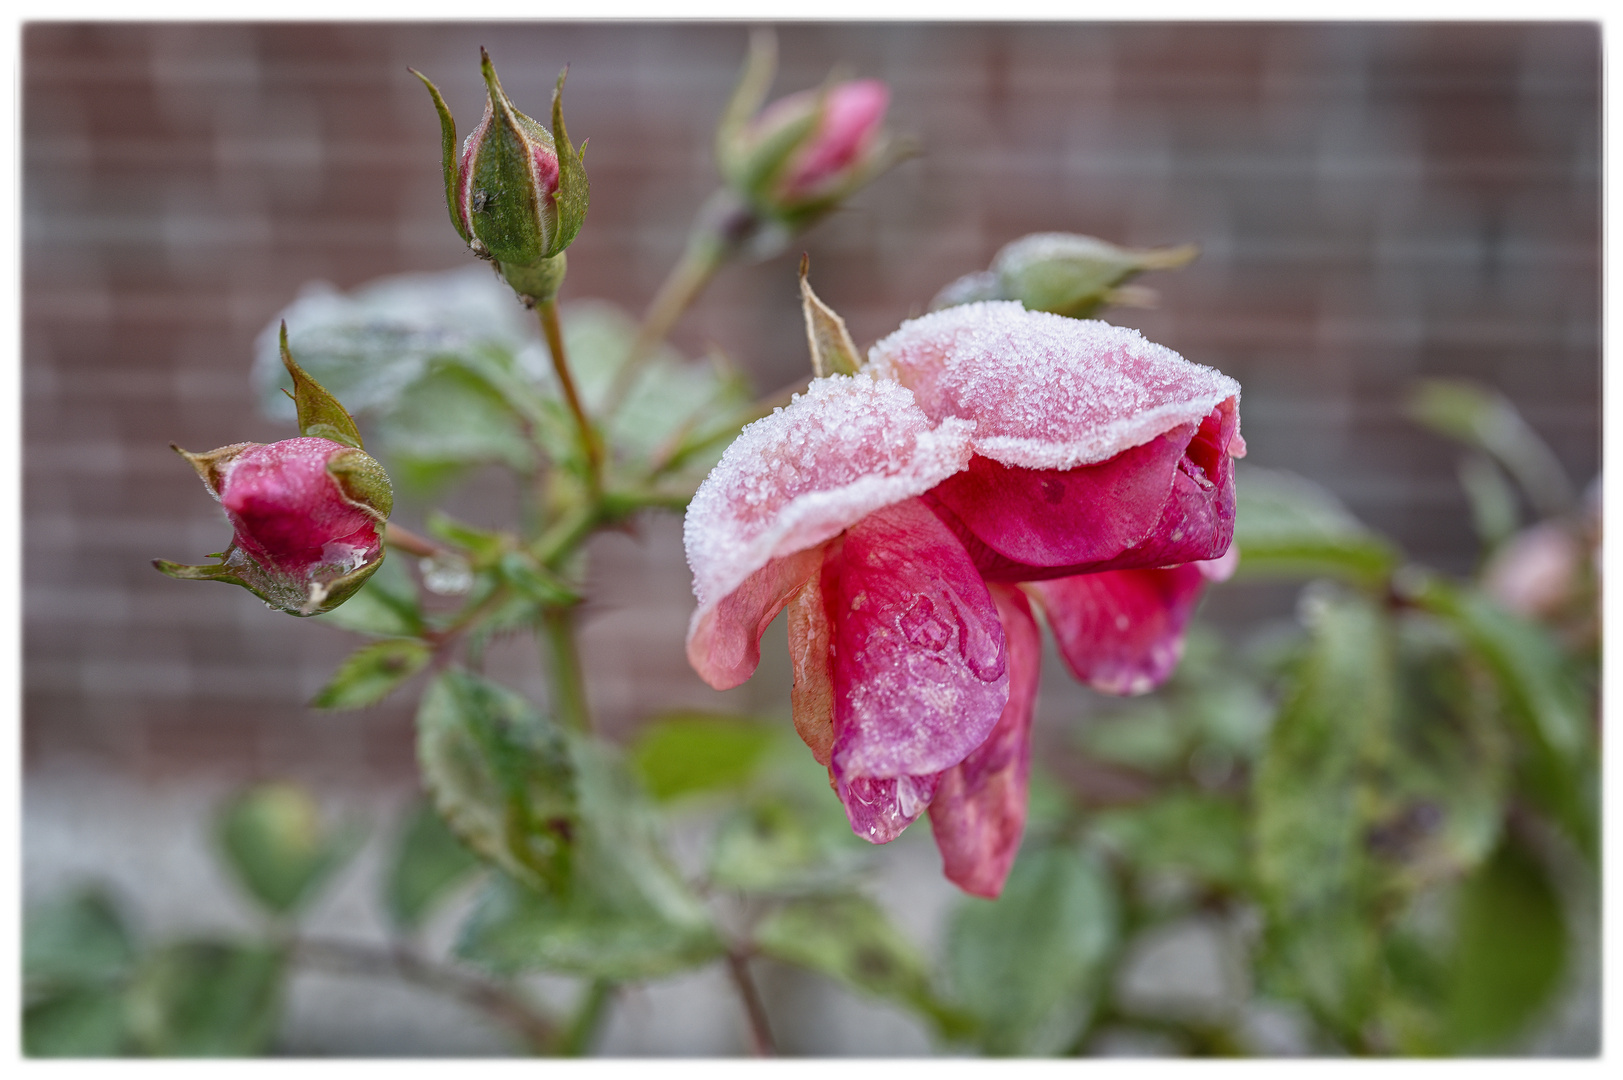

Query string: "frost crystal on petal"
[[684, 373, 974, 616], [866, 301, 1240, 470]]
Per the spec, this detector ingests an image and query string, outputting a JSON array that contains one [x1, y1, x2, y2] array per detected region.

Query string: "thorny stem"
[[539, 604, 593, 733], [537, 297, 603, 494], [725, 950, 776, 1056], [292, 936, 558, 1054]]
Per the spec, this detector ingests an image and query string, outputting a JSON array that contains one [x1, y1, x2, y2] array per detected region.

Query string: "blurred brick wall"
[[23, 23, 1599, 779]]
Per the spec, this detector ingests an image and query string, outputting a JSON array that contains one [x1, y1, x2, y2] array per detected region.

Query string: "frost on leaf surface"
[[684, 373, 973, 614], [866, 301, 1240, 471]]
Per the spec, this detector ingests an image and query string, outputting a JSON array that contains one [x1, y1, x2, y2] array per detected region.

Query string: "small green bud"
[[931, 233, 1198, 320], [411, 50, 588, 305]]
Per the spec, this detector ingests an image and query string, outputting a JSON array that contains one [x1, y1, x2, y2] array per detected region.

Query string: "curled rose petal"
[[928, 584, 1041, 897], [684, 374, 973, 689], [866, 301, 1240, 471], [1027, 563, 1209, 697], [821, 498, 1009, 841], [929, 399, 1239, 581]]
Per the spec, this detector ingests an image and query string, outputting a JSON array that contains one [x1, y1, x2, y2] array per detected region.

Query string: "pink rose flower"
[[684, 302, 1243, 896]]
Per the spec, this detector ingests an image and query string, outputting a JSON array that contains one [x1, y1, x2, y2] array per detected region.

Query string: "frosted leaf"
[[255, 266, 533, 421], [684, 373, 974, 616], [866, 301, 1240, 471]]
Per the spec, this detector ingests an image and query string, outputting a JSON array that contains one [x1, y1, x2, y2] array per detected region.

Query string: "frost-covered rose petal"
[[930, 399, 1240, 581], [928, 584, 1040, 897], [820, 498, 1008, 843], [866, 301, 1240, 471], [1028, 563, 1208, 696], [685, 374, 973, 689]]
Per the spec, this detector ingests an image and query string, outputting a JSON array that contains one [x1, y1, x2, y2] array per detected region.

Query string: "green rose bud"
[[931, 232, 1198, 320], [412, 49, 588, 305]]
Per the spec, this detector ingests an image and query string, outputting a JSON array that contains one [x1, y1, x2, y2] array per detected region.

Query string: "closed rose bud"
[[715, 34, 903, 236], [157, 437, 393, 617], [413, 50, 588, 305], [749, 79, 890, 211]]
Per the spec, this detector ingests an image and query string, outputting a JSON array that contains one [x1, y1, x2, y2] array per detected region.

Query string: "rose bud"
[[931, 232, 1199, 320], [412, 49, 588, 305], [156, 438, 393, 617], [156, 325, 394, 617], [715, 35, 903, 234]]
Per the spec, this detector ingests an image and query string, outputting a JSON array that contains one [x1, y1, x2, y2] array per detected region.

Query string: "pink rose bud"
[[721, 75, 896, 226], [156, 436, 393, 617]]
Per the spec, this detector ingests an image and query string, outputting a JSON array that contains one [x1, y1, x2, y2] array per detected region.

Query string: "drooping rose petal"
[[820, 498, 1009, 841], [686, 546, 825, 692], [786, 560, 835, 766], [684, 374, 974, 689], [929, 399, 1239, 581], [1028, 563, 1208, 696], [928, 584, 1041, 897], [838, 772, 944, 846], [866, 301, 1240, 471]]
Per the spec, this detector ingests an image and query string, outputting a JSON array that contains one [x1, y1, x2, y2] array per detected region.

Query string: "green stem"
[[557, 979, 615, 1056], [537, 298, 603, 494], [539, 604, 593, 733], [534, 503, 599, 569], [607, 227, 729, 414]]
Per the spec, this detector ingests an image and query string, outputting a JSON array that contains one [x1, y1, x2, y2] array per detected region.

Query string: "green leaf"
[[1457, 453, 1521, 550], [1091, 792, 1249, 891], [216, 784, 357, 917], [279, 323, 364, 449], [24, 986, 129, 1057], [256, 268, 534, 425], [755, 893, 969, 1038], [383, 799, 485, 932], [629, 712, 776, 802], [1370, 624, 1510, 888], [1416, 582, 1587, 762], [415, 669, 577, 893], [455, 738, 723, 980], [126, 941, 285, 1056], [1252, 589, 1394, 1029], [1443, 838, 1567, 1050], [553, 300, 754, 472], [24, 887, 136, 997], [708, 797, 857, 892], [1232, 466, 1400, 585], [945, 844, 1119, 1054], [375, 362, 538, 486], [1406, 378, 1574, 516], [1415, 580, 1595, 858], [311, 639, 432, 711], [426, 510, 511, 567], [497, 551, 579, 606]]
